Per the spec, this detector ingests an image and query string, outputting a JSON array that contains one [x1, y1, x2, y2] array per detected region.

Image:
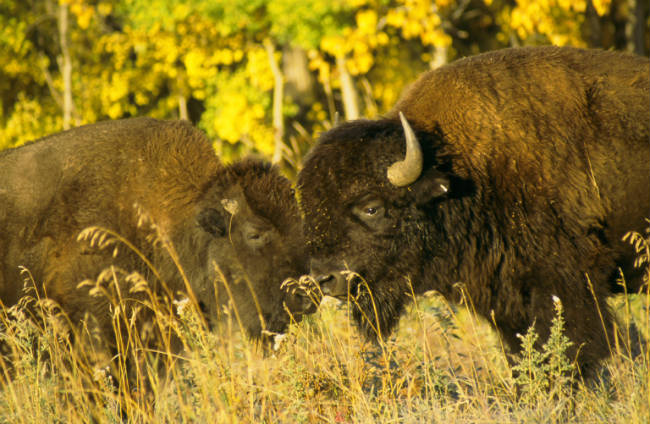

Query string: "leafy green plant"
[[512, 296, 576, 406]]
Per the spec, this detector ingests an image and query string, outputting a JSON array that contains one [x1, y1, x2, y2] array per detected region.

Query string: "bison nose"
[[315, 274, 335, 295], [315, 272, 349, 298]]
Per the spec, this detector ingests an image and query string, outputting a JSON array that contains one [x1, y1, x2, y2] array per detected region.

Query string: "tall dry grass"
[[1, 226, 648, 423]]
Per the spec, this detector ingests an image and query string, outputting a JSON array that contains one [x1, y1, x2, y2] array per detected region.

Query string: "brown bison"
[[0, 117, 312, 361], [297, 46, 649, 376]]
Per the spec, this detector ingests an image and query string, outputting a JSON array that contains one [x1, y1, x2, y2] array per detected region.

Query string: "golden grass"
[[1, 228, 648, 423], [1, 289, 647, 423]]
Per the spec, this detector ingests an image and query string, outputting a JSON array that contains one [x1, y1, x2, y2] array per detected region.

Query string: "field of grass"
[[1, 230, 648, 423]]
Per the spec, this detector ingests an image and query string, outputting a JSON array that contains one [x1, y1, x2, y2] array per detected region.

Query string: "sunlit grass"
[[1, 227, 648, 423]]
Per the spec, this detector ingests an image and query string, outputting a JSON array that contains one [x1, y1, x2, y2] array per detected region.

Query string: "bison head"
[[178, 159, 316, 340], [297, 115, 460, 340]]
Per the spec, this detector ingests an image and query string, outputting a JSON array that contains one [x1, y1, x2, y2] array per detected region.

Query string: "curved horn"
[[387, 112, 423, 187]]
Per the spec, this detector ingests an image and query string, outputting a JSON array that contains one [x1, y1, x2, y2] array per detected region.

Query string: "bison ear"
[[197, 208, 227, 237], [410, 169, 450, 205]]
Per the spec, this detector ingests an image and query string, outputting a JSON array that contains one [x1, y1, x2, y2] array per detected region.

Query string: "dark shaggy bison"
[[297, 46, 649, 375], [0, 117, 312, 361]]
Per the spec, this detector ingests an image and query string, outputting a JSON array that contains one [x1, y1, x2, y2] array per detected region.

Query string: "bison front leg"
[[41, 240, 147, 377]]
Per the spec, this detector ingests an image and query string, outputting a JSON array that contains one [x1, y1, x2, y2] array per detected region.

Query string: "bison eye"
[[352, 199, 388, 226], [364, 207, 378, 216], [243, 224, 272, 249], [359, 202, 384, 219]]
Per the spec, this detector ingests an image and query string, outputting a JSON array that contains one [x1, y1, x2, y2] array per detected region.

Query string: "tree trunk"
[[623, 0, 647, 54], [58, 3, 73, 130], [336, 56, 359, 121], [585, 0, 603, 48], [282, 46, 315, 109], [264, 40, 285, 164], [630, 0, 646, 55], [429, 44, 448, 69], [322, 75, 337, 127], [178, 93, 188, 121]]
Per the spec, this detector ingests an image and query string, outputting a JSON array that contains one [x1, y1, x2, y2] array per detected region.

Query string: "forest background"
[[0, 0, 648, 173]]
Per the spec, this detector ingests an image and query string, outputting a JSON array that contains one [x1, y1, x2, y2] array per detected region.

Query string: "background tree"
[[1, 0, 648, 171]]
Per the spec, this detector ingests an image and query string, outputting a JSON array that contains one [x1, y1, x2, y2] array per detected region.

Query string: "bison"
[[0, 117, 312, 365], [297, 46, 649, 376]]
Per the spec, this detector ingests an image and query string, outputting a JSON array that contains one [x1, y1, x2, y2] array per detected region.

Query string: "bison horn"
[[387, 112, 423, 187]]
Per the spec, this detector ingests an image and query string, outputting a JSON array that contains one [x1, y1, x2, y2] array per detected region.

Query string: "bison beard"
[[0, 118, 312, 369], [298, 46, 649, 376]]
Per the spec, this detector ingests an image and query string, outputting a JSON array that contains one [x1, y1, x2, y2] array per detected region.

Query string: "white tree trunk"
[[178, 93, 188, 121], [322, 75, 336, 127], [429, 44, 448, 69], [58, 3, 73, 129], [336, 56, 359, 121], [265, 40, 285, 164], [282, 45, 315, 107]]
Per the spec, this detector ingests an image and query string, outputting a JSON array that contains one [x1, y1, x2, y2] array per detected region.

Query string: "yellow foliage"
[[506, 0, 603, 47], [97, 2, 112, 16], [346, 0, 372, 6], [184, 50, 207, 80], [592, 0, 611, 16], [320, 3, 442, 78], [320, 35, 347, 58], [308, 50, 332, 87], [134, 92, 148, 106], [65, 0, 94, 30], [172, 3, 191, 20], [404, 20, 422, 39], [422, 29, 452, 47], [107, 102, 123, 119], [108, 75, 129, 102], [386, 9, 406, 28], [212, 93, 274, 156], [159, 37, 180, 64], [356, 10, 378, 36], [245, 47, 274, 92], [385, 0, 450, 47], [3, 0, 625, 166], [0, 94, 61, 148]]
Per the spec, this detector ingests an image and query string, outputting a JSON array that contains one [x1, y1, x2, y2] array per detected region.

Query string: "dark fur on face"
[[298, 46, 649, 375]]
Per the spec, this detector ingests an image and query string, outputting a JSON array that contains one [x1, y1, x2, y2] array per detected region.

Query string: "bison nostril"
[[316, 274, 341, 296]]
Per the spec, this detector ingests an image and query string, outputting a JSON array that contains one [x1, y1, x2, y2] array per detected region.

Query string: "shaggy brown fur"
[[297, 46, 649, 376], [0, 118, 311, 363]]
